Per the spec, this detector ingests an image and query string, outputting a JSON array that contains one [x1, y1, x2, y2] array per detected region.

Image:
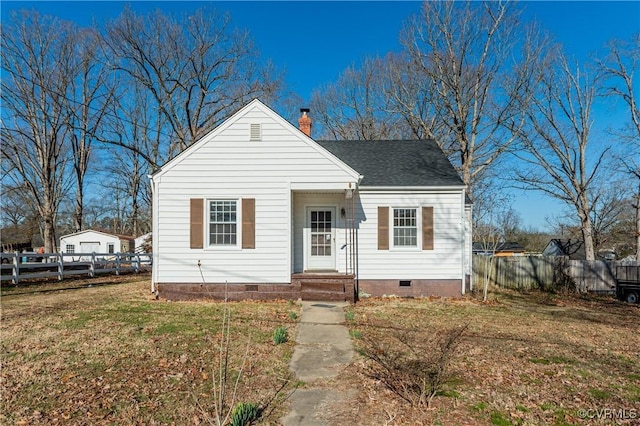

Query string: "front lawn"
[[344, 291, 640, 425], [1, 276, 301, 425]]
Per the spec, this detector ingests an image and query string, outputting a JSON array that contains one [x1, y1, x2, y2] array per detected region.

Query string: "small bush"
[[231, 402, 260, 426], [360, 323, 468, 407], [288, 312, 297, 320], [345, 310, 355, 321], [349, 329, 362, 339], [273, 326, 287, 345]]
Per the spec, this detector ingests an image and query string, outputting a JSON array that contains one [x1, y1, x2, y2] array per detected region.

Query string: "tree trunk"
[[579, 212, 596, 261], [74, 182, 83, 233], [636, 182, 640, 261], [131, 198, 139, 237], [42, 213, 57, 253]]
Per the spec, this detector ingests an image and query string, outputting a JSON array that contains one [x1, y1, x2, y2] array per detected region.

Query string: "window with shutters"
[[393, 208, 418, 247], [208, 200, 239, 247]]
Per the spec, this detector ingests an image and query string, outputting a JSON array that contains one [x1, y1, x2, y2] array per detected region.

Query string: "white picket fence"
[[0, 252, 152, 285]]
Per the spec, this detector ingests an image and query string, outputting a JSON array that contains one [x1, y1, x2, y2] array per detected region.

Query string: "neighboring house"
[[472, 242, 526, 257], [59, 230, 135, 256], [135, 232, 152, 253], [542, 239, 586, 260], [150, 99, 472, 302]]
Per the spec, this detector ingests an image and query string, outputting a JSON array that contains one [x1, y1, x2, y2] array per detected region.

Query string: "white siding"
[[59, 231, 120, 254], [154, 103, 359, 284], [465, 204, 473, 286], [355, 190, 464, 280]]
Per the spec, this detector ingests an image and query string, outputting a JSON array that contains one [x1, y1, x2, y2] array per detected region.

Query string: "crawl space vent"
[[399, 280, 412, 287], [250, 123, 262, 141]]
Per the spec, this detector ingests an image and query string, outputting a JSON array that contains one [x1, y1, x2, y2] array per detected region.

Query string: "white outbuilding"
[[59, 230, 135, 255]]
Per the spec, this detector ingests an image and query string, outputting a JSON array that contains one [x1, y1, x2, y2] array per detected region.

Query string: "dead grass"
[[342, 290, 640, 425], [4, 278, 639, 425], [1, 275, 301, 425]]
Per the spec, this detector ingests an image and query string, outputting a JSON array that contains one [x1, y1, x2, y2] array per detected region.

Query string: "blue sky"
[[2, 1, 639, 232]]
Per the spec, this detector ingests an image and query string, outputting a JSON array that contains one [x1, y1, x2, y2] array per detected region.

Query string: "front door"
[[306, 207, 336, 271]]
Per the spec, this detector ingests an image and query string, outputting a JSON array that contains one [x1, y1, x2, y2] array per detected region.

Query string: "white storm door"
[[306, 207, 336, 270]]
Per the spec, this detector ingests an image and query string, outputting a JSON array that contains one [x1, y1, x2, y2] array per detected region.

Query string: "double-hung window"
[[393, 208, 418, 248], [107, 243, 115, 254], [66, 244, 75, 254], [209, 200, 238, 246]]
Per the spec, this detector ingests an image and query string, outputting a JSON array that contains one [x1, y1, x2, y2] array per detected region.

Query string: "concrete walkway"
[[280, 301, 354, 426]]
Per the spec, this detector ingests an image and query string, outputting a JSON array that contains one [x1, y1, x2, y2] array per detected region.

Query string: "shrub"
[[359, 323, 468, 407], [231, 402, 260, 426], [273, 326, 287, 345]]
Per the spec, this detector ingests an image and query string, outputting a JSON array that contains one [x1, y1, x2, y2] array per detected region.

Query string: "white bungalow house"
[[150, 99, 472, 302], [59, 230, 134, 256]]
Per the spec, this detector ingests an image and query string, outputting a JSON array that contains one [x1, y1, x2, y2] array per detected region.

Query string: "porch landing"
[[291, 273, 356, 303]]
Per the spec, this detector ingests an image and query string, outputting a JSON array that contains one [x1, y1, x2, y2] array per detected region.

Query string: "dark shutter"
[[242, 198, 255, 249], [190, 198, 204, 249], [378, 206, 389, 250], [422, 206, 434, 250]]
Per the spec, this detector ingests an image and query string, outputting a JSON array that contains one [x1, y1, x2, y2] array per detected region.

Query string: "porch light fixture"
[[341, 207, 346, 218]]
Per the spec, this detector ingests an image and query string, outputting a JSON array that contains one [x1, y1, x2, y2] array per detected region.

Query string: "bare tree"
[[400, 1, 547, 198], [512, 52, 606, 260], [590, 182, 632, 255], [1, 11, 77, 252], [382, 52, 445, 141], [598, 34, 640, 260], [65, 28, 115, 232], [0, 184, 40, 246], [310, 56, 407, 140], [102, 7, 282, 162], [102, 80, 162, 235], [474, 193, 520, 301]]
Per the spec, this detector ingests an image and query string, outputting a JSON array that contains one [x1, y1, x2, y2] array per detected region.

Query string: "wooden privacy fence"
[[0, 252, 152, 285], [473, 255, 640, 293]]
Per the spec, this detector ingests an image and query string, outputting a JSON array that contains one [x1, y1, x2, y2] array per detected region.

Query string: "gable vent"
[[250, 123, 262, 141]]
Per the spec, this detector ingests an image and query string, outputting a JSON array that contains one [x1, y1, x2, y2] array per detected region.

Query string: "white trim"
[[205, 198, 242, 250], [304, 205, 337, 271], [390, 206, 421, 251], [59, 229, 129, 240], [290, 182, 358, 191], [152, 99, 361, 182], [460, 190, 466, 295], [287, 188, 293, 275], [466, 203, 474, 291], [150, 175, 160, 293], [359, 186, 466, 192]]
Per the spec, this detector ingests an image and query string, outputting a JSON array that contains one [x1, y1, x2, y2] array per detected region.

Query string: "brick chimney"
[[298, 108, 311, 137]]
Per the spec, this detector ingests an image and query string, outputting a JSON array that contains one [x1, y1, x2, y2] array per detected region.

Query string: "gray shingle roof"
[[316, 140, 464, 187]]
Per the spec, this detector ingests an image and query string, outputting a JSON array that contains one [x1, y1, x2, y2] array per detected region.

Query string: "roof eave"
[[358, 185, 466, 191]]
